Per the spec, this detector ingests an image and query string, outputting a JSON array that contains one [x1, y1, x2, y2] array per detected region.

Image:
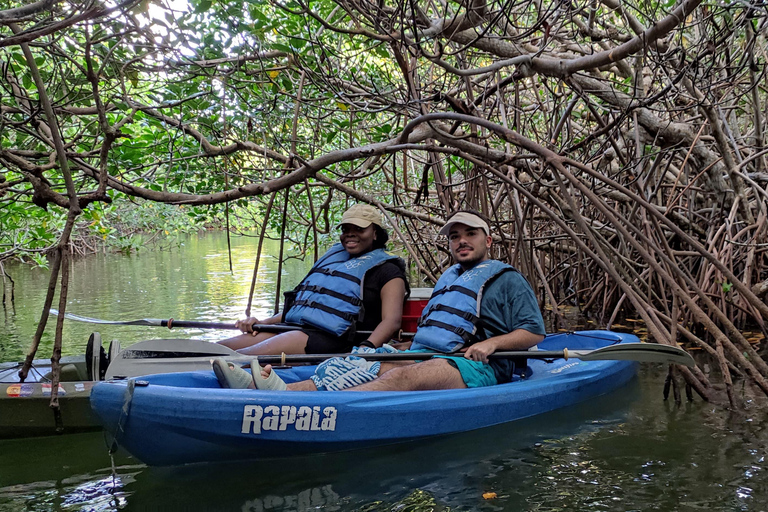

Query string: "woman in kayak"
[[219, 204, 409, 356]]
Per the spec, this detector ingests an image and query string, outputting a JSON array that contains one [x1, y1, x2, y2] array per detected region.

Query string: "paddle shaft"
[[162, 319, 296, 333], [117, 349, 533, 368], [225, 351, 534, 365], [119, 342, 694, 367], [51, 310, 406, 336]]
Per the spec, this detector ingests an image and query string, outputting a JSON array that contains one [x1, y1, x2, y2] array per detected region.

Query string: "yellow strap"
[[563, 348, 568, 360]]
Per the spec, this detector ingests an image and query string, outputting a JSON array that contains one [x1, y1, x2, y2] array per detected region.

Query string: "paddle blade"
[[574, 343, 695, 367], [49, 309, 162, 326]]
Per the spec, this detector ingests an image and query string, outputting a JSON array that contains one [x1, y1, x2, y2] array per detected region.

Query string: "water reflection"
[[0, 469, 134, 512], [0, 233, 313, 361]]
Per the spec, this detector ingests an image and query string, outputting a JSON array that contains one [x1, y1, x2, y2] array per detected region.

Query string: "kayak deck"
[[91, 331, 640, 466]]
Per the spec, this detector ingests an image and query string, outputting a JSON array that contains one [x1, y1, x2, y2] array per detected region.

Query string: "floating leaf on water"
[[483, 492, 497, 499]]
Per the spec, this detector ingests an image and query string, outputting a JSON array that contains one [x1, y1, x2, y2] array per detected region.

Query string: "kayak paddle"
[[51, 309, 323, 334], [117, 342, 695, 366], [50, 309, 415, 337], [103, 338, 694, 379]]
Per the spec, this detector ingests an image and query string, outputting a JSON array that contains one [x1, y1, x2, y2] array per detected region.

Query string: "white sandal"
[[250, 358, 287, 391], [212, 358, 253, 389]]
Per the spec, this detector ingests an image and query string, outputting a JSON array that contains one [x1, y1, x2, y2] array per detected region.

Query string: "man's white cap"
[[438, 212, 490, 236]]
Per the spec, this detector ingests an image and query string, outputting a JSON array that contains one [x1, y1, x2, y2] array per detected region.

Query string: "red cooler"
[[402, 288, 433, 333]]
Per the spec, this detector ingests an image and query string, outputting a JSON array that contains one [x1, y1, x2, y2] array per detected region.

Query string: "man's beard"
[[456, 246, 488, 268]]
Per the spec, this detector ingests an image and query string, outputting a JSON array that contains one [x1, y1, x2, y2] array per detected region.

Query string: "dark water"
[[1, 232, 767, 511]]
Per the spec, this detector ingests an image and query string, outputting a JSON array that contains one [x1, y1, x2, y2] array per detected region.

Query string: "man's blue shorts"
[[407, 349, 497, 388]]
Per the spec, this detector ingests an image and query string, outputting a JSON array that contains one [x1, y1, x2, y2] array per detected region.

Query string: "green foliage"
[[2, 0, 759, 268], [0, 193, 65, 263]]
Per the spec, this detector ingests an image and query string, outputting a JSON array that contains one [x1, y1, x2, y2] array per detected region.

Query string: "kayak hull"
[[0, 356, 101, 439], [91, 331, 640, 466], [0, 339, 238, 439], [0, 381, 98, 439]]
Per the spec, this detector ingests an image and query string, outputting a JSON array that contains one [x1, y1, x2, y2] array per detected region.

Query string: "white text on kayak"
[[242, 405, 338, 434]]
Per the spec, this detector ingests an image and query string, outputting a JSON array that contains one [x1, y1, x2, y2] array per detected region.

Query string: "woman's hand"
[[235, 317, 261, 335], [235, 311, 284, 335]]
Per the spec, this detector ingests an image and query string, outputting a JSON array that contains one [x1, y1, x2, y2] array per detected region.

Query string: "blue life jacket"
[[284, 243, 400, 337], [411, 260, 515, 353]]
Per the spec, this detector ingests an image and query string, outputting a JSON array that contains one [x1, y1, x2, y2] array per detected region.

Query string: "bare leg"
[[346, 359, 467, 391], [375, 361, 417, 375], [256, 364, 317, 391], [286, 380, 318, 391], [218, 332, 277, 351], [259, 358, 467, 391], [236, 331, 310, 355]]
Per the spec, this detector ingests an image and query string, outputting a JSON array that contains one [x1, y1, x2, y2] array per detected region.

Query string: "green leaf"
[[195, 0, 213, 13]]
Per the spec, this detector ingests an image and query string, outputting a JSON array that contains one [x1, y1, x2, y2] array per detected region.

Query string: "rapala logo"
[[242, 405, 337, 434]]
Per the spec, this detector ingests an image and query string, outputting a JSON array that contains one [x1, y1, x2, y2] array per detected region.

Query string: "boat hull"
[[0, 356, 102, 438], [91, 331, 639, 466], [0, 381, 98, 439], [0, 339, 237, 439]]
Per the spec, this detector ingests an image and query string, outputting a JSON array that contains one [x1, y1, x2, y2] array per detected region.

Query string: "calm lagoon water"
[[1, 232, 767, 511]]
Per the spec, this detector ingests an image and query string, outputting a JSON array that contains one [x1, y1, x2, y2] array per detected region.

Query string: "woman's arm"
[[364, 278, 406, 347]]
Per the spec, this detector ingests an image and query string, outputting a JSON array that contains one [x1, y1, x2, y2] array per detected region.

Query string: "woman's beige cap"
[[338, 204, 382, 228]]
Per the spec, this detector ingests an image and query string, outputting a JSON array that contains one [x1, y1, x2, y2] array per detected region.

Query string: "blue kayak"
[[91, 330, 639, 466]]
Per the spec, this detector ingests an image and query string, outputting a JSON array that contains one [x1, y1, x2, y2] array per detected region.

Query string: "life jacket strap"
[[419, 319, 480, 345], [296, 284, 363, 306], [292, 299, 358, 322], [431, 284, 477, 300], [312, 267, 362, 285], [428, 304, 479, 323]]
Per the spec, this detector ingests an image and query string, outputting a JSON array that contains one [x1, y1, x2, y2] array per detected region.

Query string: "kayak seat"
[[85, 332, 108, 381], [108, 340, 121, 364], [61, 363, 88, 382], [41, 362, 89, 382]]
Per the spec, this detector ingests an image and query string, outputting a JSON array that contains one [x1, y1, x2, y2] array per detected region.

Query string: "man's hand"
[[462, 338, 499, 363]]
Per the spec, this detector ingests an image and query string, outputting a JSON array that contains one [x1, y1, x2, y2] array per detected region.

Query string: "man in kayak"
[[213, 209, 545, 391], [217, 204, 409, 356]]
